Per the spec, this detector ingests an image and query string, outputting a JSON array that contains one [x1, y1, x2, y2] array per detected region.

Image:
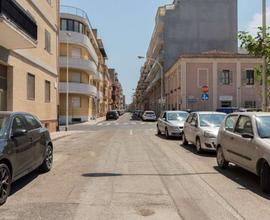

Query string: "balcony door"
[[0, 65, 7, 111]]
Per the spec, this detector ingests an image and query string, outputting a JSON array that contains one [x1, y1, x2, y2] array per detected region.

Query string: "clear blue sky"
[[61, 0, 263, 104]]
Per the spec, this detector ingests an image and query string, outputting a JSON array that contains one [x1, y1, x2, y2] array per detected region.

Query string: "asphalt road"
[[1, 113, 270, 220]]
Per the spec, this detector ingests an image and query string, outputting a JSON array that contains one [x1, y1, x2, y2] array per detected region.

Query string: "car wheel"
[[0, 163, 11, 206], [260, 162, 270, 193], [182, 133, 188, 145], [216, 146, 229, 169], [196, 138, 203, 154], [157, 125, 161, 135], [165, 128, 170, 139], [40, 144, 53, 173]]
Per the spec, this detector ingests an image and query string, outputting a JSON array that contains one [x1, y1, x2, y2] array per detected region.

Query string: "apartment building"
[[165, 51, 262, 111], [0, 0, 59, 131], [136, 0, 237, 114], [59, 6, 112, 124], [109, 69, 124, 110]]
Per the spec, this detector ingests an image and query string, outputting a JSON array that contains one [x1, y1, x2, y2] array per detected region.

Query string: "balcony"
[[59, 82, 97, 97], [60, 31, 99, 64], [59, 56, 97, 78], [0, 0, 37, 49], [96, 72, 103, 81], [97, 91, 103, 100]]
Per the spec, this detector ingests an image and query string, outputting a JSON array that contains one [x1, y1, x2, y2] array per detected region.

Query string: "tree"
[[239, 27, 270, 84]]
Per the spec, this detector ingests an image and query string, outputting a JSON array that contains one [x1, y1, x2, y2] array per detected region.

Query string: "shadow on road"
[[10, 170, 41, 196], [82, 172, 218, 178], [155, 134, 182, 141], [214, 165, 270, 200], [179, 143, 216, 158]]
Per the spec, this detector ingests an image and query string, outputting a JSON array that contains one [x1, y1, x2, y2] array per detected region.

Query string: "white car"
[[157, 111, 189, 138], [216, 112, 270, 193], [182, 112, 226, 153], [142, 111, 157, 121]]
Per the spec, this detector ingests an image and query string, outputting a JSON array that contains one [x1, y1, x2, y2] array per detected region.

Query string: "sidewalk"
[[51, 117, 106, 141]]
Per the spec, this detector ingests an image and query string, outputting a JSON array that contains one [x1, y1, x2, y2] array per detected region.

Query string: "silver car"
[[183, 112, 226, 153], [157, 111, 189, 138], [216, 112, 270, 193], [142, 111, 157, 121]]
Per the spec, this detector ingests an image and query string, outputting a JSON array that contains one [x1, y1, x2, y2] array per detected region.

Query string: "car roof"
[[0, 111, 32, 117], [229, 112, 270, 117], [163, 111, 188, 113], [194, 111, 226, 115]]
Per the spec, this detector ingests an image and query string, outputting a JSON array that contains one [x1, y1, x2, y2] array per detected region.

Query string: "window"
[[72, 97, 81, 108], [245, 101, 256, 108], [220, 70, 232, 85], [27, 73, 35, 100], [45, 30, 51, 53], [225, 115, 238, 132], [74, 21, 80, 32], [25, 115, 42, 130], [45, 80, 51, 103], [71, 73, 81, 83], [235, 116, 253, 135], [67, 20, 74, 31], [12, 116, 27, 131], [246, 70, 255, 85], [61, 19, 67, 31], [221, 101, 232, 108]]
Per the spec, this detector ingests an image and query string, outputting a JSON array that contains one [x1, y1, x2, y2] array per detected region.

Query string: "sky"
[[61, 0, 266, 104]]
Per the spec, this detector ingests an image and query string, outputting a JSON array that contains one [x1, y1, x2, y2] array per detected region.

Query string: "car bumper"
[[201, 137, 217, 150], [143, 118, 157, 121], [168, 129, 183, 137]]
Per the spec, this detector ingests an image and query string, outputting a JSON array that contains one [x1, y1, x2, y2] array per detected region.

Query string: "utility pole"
[[262, 0, 268, 111]]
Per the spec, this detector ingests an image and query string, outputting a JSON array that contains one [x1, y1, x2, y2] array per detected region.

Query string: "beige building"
[[0, 0, 59, 131], [165, 51, 262, 111], [59, 6, 111, 124]]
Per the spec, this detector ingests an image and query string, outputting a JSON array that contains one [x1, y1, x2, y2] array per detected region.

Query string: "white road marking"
[[106, 123, 111, 126], [130, 130, 133, 135], [97, 123, 103, 126], [141, 122, 145, 125]]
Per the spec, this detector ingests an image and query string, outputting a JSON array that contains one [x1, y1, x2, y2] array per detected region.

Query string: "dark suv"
[[0, 112, 53, 205], [106, 111, 119, 120]]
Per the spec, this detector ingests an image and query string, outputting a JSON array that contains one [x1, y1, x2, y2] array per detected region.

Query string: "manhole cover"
[[137, 208, 155, 217]]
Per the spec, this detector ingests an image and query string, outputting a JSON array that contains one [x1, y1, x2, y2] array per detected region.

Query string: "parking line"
[[130, 130, 133, 135]]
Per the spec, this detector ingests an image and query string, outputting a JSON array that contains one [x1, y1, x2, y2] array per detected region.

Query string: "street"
[[1, 114, 270, 220]]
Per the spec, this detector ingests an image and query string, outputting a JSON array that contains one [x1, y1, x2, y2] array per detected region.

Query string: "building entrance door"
[[0, 65, 7, 111]]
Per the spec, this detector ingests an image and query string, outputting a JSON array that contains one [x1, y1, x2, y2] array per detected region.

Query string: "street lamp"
[[137, 56, 164, 112], [262, 0, 268, 111], [65, 32, 71, 131]]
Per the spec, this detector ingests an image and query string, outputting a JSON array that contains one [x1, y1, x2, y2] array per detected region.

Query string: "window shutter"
[[218, 71, 223, 85], [229, 71, 233, 84], [241, 70, 246, 86]]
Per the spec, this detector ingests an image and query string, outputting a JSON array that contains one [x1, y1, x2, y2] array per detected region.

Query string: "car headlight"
[[204, 131, 216, 138]]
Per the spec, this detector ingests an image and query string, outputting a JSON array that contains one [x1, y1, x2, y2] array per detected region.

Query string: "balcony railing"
[[60, 5, 92, 29], [0, 0, 37, 40]]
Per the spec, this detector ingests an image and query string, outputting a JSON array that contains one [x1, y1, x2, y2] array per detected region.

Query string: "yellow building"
[[59, 6, 112, 124], [0, 0, 59, 131]]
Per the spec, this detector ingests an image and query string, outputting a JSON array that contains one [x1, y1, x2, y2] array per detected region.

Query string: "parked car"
[[216, 107, 239, 114], [216, 112, 270, 193], [0, 112, 53, 205], [157, 111, 189, 138], [106, 110, 119, 120], [142, 111, 157, 121], [182, 112, 226, 153]]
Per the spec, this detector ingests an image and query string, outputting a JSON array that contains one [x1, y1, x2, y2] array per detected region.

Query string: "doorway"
[[0, 65, 7, 111]]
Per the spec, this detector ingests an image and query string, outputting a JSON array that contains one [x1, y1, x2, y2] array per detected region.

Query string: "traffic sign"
[[202, 86, 209, 93], [201, 93, 209, 101]]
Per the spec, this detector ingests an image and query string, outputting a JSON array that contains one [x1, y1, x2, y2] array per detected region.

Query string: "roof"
[[180, 50, 260, 59], [230, 112, 270, 117], [195, 111, 226, 115]]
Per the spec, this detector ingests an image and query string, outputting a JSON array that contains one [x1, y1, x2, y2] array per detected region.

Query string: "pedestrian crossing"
[[97, 121, 156, 126]]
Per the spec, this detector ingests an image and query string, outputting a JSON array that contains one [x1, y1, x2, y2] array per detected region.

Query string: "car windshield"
[[256, 116, 270, 138], [0, 115, 9, 139], [145, 112, 155, 115], [167, 112, 189, 121], [199, 114, 226, 127]]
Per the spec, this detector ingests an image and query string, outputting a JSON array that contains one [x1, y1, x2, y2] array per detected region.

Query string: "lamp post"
[[137, 56, 164, 113], [262, 0, 268, 111], [65, 32, 71, 131]]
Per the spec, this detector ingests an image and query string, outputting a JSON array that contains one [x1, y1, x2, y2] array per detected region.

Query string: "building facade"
[[165, 51, 262, 111], [59, 6, 112, 124], [109, 69, 124, 110], [0, 0, 59, 131], [136, 0, 238, 115]]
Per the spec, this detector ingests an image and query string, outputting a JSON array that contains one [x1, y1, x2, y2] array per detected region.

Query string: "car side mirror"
[[241, 133, 254, 139], [12, 129, 27, 138]]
